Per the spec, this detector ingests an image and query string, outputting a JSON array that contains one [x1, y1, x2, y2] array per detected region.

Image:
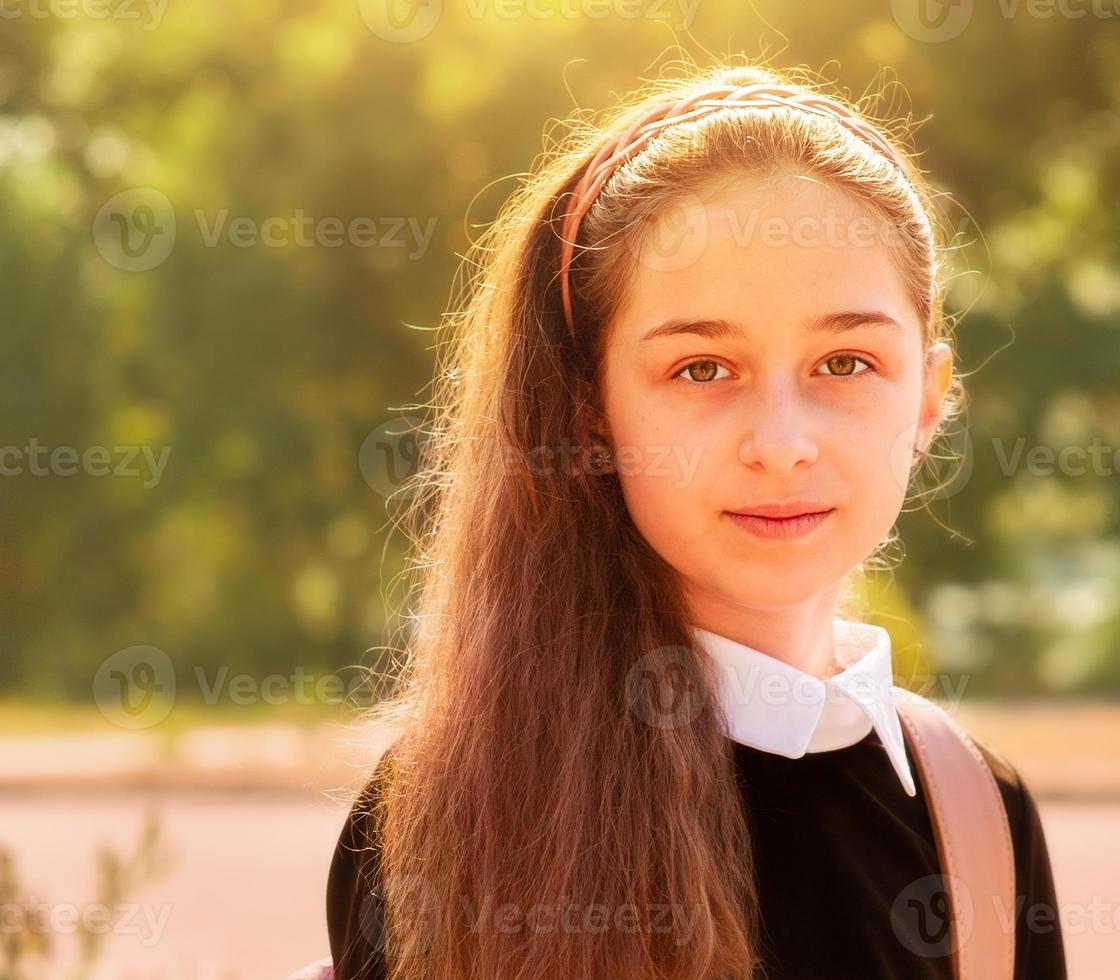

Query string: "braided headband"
[[556, 83, 910, 336]]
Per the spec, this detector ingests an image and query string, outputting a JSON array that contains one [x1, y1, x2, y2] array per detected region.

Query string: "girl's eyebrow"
[[637, 311, 904, 344]]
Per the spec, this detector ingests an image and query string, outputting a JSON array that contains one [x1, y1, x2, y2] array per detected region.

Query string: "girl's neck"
[[686, 589, 845, 680]]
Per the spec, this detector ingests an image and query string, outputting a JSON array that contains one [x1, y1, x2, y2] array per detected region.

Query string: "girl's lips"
[[724, 508, 834, 541]]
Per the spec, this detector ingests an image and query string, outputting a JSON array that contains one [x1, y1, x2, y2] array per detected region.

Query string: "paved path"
[[3, 791, 1117, 979]]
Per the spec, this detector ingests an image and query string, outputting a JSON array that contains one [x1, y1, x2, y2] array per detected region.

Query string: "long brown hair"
[[356, 56, 963, 980]]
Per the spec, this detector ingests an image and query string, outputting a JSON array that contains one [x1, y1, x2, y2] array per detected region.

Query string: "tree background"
[[3, 0, 1118, 707]]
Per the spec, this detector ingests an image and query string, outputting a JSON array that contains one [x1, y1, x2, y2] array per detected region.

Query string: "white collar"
[[690, 619, 917, 798]]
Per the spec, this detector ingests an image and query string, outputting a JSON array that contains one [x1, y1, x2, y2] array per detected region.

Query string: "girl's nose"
[[736, 388, 820, 474]]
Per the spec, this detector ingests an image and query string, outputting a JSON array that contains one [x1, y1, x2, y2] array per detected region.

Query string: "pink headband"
[[556, 83, 910, 337]]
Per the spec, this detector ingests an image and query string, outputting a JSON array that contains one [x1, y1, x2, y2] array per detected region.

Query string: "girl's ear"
[[572, 398, 615, 475], [916, 342, 954, 456], [572, 388, 609, 447]]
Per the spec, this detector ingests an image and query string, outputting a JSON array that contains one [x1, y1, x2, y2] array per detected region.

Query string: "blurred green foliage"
[[1, 1, 1118, 704]]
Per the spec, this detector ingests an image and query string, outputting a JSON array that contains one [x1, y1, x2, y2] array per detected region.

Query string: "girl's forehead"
[[689, 170, 878, 226], [612, 225, 916, 349], [598, 173, 923, 350], [619, 173, 901, 285]]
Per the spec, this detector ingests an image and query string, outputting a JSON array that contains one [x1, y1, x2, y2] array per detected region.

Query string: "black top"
[[326, 729, 1067, 979]]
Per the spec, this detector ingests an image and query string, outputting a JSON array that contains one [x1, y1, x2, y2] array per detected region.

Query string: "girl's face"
[[599, 174, 952, 620]]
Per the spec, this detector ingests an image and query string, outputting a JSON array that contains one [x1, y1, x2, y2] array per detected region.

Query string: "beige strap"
[[893, 687, 1016, 980]]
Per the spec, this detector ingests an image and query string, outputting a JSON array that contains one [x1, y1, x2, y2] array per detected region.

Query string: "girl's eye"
[[815, 353, 876, 379], [672, 355, 876, 385], [672, 359, 732, 384]]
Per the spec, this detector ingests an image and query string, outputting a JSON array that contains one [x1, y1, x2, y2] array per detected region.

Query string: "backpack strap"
[[892, 686, 1016, 980]]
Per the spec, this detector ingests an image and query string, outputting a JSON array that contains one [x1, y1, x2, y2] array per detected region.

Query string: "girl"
[[325, 61, 1067, 980]]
